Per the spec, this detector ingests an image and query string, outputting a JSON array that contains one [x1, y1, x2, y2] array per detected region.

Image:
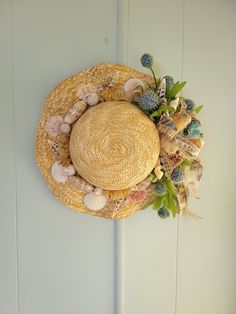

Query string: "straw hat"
[[35, 64, 159, 219]]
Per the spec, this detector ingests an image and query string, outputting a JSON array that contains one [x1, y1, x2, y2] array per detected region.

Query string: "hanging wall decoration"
[[35, 54, 204, 219]]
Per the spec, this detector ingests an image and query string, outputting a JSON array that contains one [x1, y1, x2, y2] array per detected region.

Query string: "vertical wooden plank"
[[0, 1, 18, 314], [176, 0, 236, 313], [122, 1, 184, 313], [12, 0, 117, 313]]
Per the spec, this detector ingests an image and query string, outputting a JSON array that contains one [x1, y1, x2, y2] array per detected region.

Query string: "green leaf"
[[149, 105, 174, 119], [179, 159, 193, 170], [166, 81, 186, 99], [167, 194, 177, 218], [195, 105, 203, 113], [152, 195, 164, 210]]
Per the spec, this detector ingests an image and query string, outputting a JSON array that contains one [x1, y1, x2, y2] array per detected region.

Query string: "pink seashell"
[[77, 83, 97, 101], [45, 116, 63, 137], [129, 191, 147, 203], [86, 93, 100, 106], [124, 78, 145, 96], [60, 122, 71, 134], [64, 101, 88, 124], [51, 161, 69, 183]]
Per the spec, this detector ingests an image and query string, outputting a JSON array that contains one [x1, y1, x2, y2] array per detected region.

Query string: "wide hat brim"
[[35, 63, 158, 219]]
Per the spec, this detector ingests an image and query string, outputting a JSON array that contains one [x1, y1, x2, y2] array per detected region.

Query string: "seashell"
[[104, 188, 131, 201], [86, 93, 100, 106], [175, 136, 201, 157], [47, 140, 59, 155], [172, 113, 191, 133], [153, 159, 164, 180], [112, 198, 128, 219], [160, 137, 179, 154], [184, 208, 202, 219], [63, 164, 76, 176], [160, 97, 167, 105], [60, 122, 71, 134], [184, 161, 203, 198], [157, 78, 166, 98], [136, 177, 152, 191], [169, 96, 180, 111], [99, 86, 131, 102], [124, 78, 145, 96], [51, 161, 69, 183], [77, 83, 97, 101], [158, 122, 177, 140], [101, 71, 120, 89], [160, 150, 184, 177], [129, 191, 147, 203], [154, 166, 164, 179], [64, 101, 88, 124], [67, 175, 94, 192], [83, 188, 107, 211], [184, 119, 203, 138], [45, 115, 63, 137]]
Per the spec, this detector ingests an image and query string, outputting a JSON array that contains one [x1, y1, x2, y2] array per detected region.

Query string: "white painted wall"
[[1, 0, 236, 314]]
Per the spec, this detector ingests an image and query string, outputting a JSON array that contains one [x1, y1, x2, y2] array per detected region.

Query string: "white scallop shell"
[[86, 93, 100, 106], [60, 122, 71, 134], [45, 116, 63, 137], [51, 162, 75, 183], [83, 188, 107, 211], [51, 161, 69, 183]]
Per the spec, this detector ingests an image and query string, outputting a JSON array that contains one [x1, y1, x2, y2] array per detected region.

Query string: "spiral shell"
[[157, 78, 166, 98], [67, 176, 94, 193], [64, 101, 88, 124], [45, 116, 63, 137], [83, 188, 107, 211], [47, 140, 59, 155], [104, 188, 131, 201], [124, 78, 145, 95]]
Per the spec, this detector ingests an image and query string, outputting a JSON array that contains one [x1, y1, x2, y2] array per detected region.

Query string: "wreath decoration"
[[35, 54, 204, 219]]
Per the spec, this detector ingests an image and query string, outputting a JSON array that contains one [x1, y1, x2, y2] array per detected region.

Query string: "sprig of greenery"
[[149, 104, 174, 120], [195, 105, 203, 113], [152, 176, 179, 218], [166, 81, 186, 100]]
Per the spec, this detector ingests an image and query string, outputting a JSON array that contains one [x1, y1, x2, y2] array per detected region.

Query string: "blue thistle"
[[158, 207, 170, 219], [185, 99, 195, 111], [170, 167, 184, 182], [140, 53, 153, 68], [139, 90, 160, 114], [155, 182, 167, 195], [163, 76, 174, 89]]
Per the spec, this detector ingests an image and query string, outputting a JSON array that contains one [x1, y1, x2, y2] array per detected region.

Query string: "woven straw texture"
[[35, 63, 157, 219], [70, 101, 159, 190]]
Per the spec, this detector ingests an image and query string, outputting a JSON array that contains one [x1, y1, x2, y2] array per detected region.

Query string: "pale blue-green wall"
[[1, 0, 236, 314]]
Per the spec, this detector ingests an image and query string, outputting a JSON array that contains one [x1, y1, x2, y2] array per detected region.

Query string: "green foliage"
[[166, 81, 186, 100], [152, 195, 164, 210], [149, 105, 174, 120], [195, 105, 203, 113]]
